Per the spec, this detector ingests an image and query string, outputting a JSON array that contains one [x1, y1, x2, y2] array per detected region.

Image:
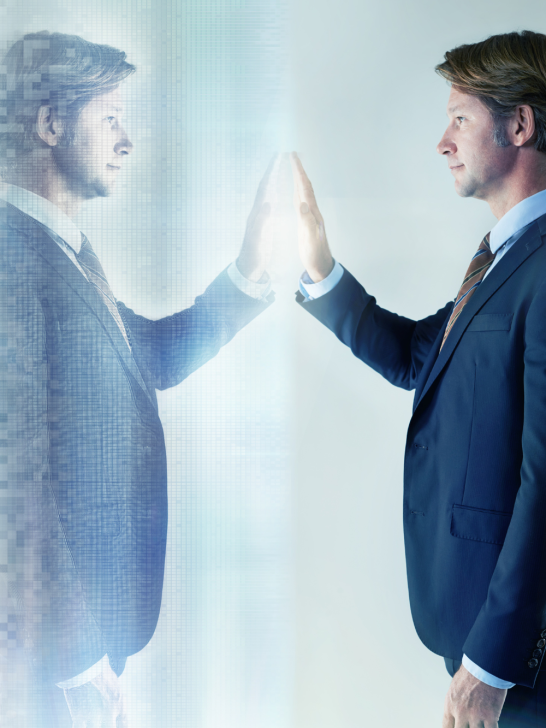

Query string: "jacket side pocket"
[[451, 504, 512, 545]]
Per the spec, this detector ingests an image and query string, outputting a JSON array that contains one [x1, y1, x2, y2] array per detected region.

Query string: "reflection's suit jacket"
[[297, 212, 546, 688], [0, 200, 272, 687]]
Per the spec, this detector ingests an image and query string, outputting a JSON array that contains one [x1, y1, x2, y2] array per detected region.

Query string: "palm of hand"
[[290, 152, 334, 283]]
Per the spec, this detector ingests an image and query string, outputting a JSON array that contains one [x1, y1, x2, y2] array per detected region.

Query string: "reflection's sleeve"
[[296, 265, 452, 391], [227, 261, 272, 300], [0, 261, 106, 692], [117, 267, 273, 391]]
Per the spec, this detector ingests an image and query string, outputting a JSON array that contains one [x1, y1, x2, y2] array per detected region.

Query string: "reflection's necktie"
[[77, 233, 131, 349], [440, 233, 495, 351]]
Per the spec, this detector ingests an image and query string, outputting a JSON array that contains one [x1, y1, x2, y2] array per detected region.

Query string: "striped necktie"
[[440, 233, 495, 351], [77, 233, 131, 349]]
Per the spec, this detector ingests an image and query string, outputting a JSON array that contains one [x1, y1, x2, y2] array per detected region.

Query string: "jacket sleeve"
[[0, 258, 106, 689], [117, 268, 273, 391], [462, 278, 546, 687], [296, 266, 452, 391]]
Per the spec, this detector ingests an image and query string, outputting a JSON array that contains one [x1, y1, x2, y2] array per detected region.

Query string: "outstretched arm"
[[291, 153, 451, 390], [118, 157, 281, 390], [119, 269, 272, 391]]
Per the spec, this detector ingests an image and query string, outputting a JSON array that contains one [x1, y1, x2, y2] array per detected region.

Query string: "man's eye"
[[457, 116, 466, 123], [106, 116, 116, 123]]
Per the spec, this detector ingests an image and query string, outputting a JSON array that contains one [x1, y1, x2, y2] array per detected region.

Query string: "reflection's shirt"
[[297, 187, 546, 690]]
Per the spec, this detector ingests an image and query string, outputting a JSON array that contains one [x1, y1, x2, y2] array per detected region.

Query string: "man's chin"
[[454, 179, 477, 199], [86, 179, 116, 199]]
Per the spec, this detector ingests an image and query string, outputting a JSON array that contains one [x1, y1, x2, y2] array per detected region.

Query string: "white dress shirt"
[[299, 188, 546, 688], [0, 183, 270, 688]]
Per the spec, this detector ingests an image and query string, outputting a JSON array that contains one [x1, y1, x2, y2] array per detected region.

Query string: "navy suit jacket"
[[0, 200, 272, 685], [297, 212, 546, 688]]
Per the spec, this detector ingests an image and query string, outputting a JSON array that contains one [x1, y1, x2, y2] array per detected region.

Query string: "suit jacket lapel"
[[413, 219, 544, 413], [5, 203, 153, 403], [412, 314, 450, 412]]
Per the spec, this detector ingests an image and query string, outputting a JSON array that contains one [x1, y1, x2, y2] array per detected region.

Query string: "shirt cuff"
[[56, 654, 109, 690], [299, 260, 344, 301], [228, 261, 272, 300], [462, 654, 515, 689]]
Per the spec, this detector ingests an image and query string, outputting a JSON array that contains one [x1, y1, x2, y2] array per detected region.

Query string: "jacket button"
[[541, 630, 546, 639], [538, 639, 546, 649], [533, 649, 543, 659], [529, 659, 539, 668]]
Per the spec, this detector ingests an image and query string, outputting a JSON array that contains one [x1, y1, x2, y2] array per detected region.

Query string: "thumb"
[[248, 201, 271, 239], [298, 201, 320, 240]]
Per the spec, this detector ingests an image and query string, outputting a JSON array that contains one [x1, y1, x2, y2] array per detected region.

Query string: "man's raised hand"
[[290, 152, 334, 283], [236, 154, 281, 282]]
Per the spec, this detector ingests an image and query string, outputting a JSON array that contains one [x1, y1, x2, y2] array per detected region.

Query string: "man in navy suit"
[[292, 30, 546, 727], [0, 31, 274, 727]]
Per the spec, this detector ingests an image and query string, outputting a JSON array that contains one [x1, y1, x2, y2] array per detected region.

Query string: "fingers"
[[255, 154, 279, 202], [442, 694, 455, 728], [238, 199, 273, 280], [65, 664, 126, 728], [248, 154, 281, 223], [102, 711, 118, 728], [297, 200, 319, 237], [117, 709, 130, 728], [251, 201, 271, 234], [117, 701, 130, 728], [290, 152, 322, 222]]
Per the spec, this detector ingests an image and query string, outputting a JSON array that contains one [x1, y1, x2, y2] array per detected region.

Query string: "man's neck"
[[6, 151, 82, 220], [487, 156, 546, 220]]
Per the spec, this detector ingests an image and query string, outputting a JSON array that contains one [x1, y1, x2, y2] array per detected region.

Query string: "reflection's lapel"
[[413, 220, 544, 414], [6, 203, 152, 402]]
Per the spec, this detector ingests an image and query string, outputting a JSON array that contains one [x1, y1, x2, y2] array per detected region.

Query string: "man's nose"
[[114, 126, 133, 156], [436, 130, 456, 156]]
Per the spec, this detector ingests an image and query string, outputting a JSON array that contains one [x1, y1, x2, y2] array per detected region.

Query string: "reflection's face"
[[52, 87, 133, 199], [436, 86, 514, 200]]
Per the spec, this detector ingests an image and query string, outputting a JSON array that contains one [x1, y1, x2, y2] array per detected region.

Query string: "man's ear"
[[36, 105, 62, 147], [512, 104, 537, 148]]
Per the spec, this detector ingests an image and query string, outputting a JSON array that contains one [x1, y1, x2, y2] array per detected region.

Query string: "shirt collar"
[[489, 188, 546, 254], [0, 184, 83, 254]]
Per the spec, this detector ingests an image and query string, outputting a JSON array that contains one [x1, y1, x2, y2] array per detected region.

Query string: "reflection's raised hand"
[[290, 152, 334, 282], [236, 154, 281, 282]]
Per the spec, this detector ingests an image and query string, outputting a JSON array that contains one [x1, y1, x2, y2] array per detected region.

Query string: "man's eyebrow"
[[447, 105, 466, 115]]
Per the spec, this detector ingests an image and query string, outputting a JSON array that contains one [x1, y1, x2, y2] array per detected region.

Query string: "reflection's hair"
[[0, 31, 135, 172], [436, 30, 546, 153]]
